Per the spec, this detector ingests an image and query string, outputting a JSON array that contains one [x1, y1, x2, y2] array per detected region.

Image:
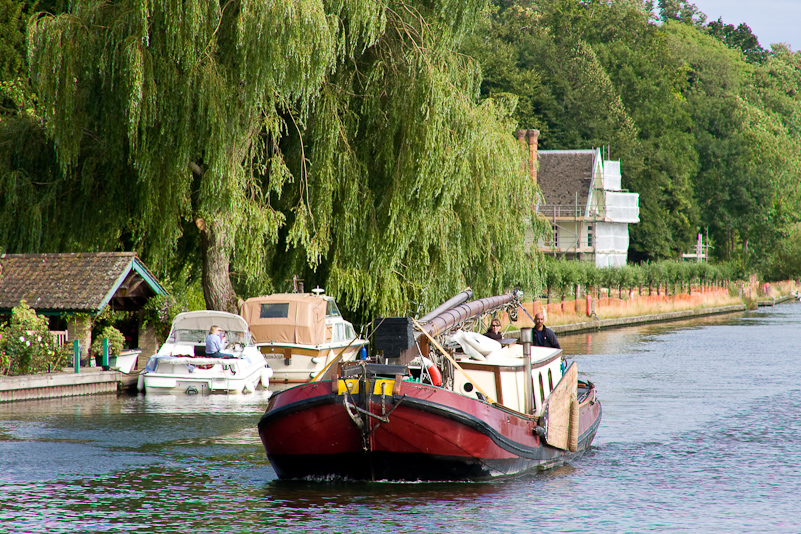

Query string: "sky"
[[690, 0, 801, 51]]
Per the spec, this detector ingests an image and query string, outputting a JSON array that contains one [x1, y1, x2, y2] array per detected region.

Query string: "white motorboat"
[[138, 310, 273, 395], [241, 290, 368, 383]]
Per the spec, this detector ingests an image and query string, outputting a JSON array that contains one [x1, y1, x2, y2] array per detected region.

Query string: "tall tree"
[[706, 18, 767, 64], [664, 21, 801, 264], [465, 0, 700, 261], [658, 0, 706, 25]]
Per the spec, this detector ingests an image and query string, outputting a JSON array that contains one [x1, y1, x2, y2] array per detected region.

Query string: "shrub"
[[142, 294, 189, 344], [0, 302, 58, 375], [90, 326, 125, 356]]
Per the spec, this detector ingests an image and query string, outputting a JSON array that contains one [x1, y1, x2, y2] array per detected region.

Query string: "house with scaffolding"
[[516, 131, 639, 267], [537, 148, 639, 267]]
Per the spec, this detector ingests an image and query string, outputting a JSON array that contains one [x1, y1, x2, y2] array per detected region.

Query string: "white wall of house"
[[603, 191, 640, 223], [595, 222, 630, 268]]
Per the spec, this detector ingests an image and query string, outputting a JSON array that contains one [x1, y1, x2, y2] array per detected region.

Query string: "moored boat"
[[115, 349, 141, 373], [241, 289, 367, 383], [257, 291, 601, 481], [138, 310, 273, 395]]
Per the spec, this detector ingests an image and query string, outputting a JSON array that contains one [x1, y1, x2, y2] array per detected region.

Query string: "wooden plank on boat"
[[543, 362, 578, 451], [568, 395, 579, 452]]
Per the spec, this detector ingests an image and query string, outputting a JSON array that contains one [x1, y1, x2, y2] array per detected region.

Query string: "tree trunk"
[[199, 218, 239, 313], [727, 229, 734, 260]]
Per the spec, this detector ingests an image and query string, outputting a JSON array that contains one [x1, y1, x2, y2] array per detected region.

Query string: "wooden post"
[[73, 340, 81, 373]]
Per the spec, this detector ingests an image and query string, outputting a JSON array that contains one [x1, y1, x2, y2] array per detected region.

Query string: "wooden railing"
[[52, 330, 69, 348]]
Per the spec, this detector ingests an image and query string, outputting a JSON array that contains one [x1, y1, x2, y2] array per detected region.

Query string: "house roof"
[[0, 252, 168, 314], [536, 150, 596, 209]]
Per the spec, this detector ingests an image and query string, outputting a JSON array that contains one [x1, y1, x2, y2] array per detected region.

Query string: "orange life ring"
[[421, 356, 442, 386]]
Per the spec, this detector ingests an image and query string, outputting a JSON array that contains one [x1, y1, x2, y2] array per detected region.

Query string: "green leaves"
[[13, 0, 542, 316], [0, 301, 58, 375]]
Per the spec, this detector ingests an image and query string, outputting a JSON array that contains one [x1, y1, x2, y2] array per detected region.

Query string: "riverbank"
[[510, 279, 801, 333], [0, 367, 138, 403], [549, 303, 747, 336]]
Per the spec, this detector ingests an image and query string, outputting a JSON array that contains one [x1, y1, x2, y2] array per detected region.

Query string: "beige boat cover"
[[241, 294, 326, 345]]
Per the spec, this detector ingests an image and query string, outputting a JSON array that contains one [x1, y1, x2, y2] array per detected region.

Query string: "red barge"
[[258, 291, 602, 481]]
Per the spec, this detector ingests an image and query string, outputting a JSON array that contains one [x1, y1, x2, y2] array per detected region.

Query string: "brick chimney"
[[516, 129, 539, 186], [527, 129, 539, 186]]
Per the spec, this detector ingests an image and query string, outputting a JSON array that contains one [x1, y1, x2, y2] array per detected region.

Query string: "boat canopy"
[[170, 310, 250, 334], [242, 294, 327, 345]]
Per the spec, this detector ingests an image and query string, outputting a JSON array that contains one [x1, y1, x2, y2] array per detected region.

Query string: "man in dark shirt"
[[532, 313, 560, 348], [484, 319, 503, 341]]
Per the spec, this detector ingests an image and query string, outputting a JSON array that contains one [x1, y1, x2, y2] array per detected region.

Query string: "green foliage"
[[658, 0, 707, 26], [664, 22, 801, 267], [90, 326, 125, 356], [0, 0, 27, 81], [3, 0, 799, 317], [0, 301, 58, 375], [537, 259, 736, 299], [142, 294, 190, 344], [763, 224, 801, 281], [465, 1, 700, 262], [11, 0, 541, 319], [705, 19, 766, 64]]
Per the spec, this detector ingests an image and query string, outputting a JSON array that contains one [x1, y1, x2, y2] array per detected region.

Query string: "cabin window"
[[539, 373, 546, 402], [332, 323, 346, 342], [260, 303, 289, 318], [346, 324, 357, 339], [326, 299, 341, 317], [548, 369, 554, 391]]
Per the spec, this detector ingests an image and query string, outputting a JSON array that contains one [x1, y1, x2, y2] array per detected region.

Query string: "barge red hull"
[[258, 379, 601, 481]]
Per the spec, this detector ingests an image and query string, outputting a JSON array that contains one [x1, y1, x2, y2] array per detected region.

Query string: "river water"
[[1, 303, 800, 533]]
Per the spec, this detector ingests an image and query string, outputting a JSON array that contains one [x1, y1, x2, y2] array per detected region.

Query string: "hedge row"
[[540, 259, 737, 300]]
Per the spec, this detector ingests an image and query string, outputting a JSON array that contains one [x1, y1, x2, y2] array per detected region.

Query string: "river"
[[1, 303, 800, 533]]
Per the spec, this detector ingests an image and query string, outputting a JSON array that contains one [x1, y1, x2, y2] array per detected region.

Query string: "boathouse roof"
[[536, 150, 596, 208], [0, 252, 168, 315]]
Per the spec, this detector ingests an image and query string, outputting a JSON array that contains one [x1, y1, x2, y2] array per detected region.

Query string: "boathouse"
[[0, 252, 168, 370]]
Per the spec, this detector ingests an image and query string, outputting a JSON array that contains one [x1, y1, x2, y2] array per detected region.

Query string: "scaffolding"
[[536, 158, 639, 267]]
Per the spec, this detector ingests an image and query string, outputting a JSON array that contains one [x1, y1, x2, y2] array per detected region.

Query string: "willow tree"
[[267, 3, 543, 316], [27, 0, 540, 315]]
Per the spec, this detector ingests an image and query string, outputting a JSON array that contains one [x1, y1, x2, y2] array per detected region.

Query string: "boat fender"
[[451, 331, 485, 361], [533, 425, 546, 438], [261, 366, 273, 388], [420, 356, 442, 387], [462, 331, 502, 356]]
